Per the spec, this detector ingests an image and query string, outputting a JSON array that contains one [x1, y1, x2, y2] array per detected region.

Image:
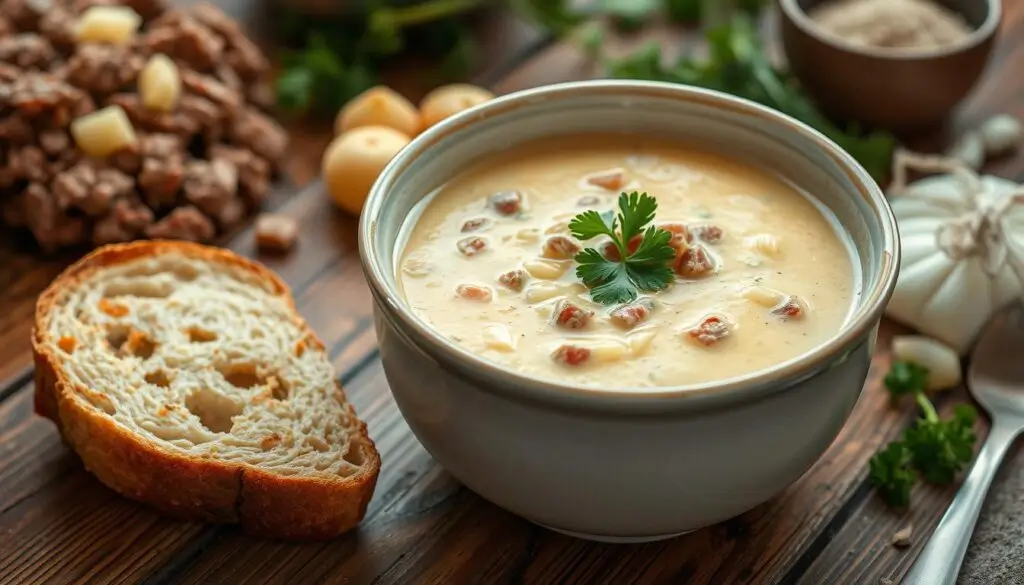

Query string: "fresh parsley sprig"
[[569, 192, 676, 305], [868, 360, 978, 508]]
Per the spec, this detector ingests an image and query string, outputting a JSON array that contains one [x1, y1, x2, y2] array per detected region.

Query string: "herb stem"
[[915, 390, 939, 424]]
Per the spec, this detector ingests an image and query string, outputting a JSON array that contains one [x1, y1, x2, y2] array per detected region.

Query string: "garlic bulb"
[[885, 151, 1024, 355], [891, 335, 962, 392]]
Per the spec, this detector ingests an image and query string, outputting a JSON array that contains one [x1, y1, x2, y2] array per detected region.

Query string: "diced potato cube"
[[139, 54, 182, 113], [525, 282, 565, 304], [587, 339, 629, 363], [75, 6, 142, 46], [70, 105, 137, 158], [743, 285, 786, 308], [628, 330, 657, 356], [482, 324, 516, 352], [523, 258, 568, 280]]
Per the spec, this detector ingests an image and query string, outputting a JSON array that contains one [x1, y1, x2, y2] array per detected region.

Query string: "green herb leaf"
[[510, 0, 586, 36], [870, 360, 979, 508], [572, 192, 675, 304], [599, 0, 659, 31], [616, 191, 658, 245], [904, 404, 978, 484], [569, 209, 617, 241], [868, 441, 916, 508], [884, 361, 930, 397]]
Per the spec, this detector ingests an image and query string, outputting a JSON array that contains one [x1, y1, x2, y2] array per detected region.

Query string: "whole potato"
[[419, 84, 495, 130], [335, 86, 420, 137], [322, 126, 411, 215]]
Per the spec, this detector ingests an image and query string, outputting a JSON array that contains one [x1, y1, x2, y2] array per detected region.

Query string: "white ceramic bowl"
[[359, 80, 899, 543]]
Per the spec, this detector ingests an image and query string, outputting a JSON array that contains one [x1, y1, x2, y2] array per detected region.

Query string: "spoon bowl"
[[969, 303, 1024, 417]]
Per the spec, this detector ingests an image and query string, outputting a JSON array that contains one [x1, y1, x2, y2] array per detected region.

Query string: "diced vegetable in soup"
[[397, 135, 856, 388]]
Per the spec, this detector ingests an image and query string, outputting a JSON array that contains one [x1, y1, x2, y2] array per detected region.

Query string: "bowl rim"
[[779, 0, 1001, 61], [359, 79, 900, 414]]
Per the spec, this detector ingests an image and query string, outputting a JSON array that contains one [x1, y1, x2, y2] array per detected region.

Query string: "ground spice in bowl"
[[807, 0, 974, 52]]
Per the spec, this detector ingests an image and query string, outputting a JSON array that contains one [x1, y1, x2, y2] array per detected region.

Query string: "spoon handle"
[[902, 418, 1021, 585]]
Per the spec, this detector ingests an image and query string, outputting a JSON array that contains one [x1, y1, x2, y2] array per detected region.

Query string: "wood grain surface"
[[2, 2, 1024, 584]]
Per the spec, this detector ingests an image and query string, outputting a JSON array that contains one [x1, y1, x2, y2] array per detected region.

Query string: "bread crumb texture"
[[35, 243, 378, 538]]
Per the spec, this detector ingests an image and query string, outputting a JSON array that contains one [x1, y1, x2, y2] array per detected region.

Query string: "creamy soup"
[[396, 134, 857, 388]]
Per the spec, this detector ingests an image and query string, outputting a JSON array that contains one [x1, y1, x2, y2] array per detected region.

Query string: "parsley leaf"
[[868, 360, 979, 507], [905, 403, 978, 484], [570, 192, 675, 305], [568, 209, 616, 241], [868, 441, 916, 508], [884, 361, 930, 397]]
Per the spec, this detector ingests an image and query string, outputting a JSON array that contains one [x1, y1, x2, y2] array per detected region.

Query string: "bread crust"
[[32, 240, 380, 539]]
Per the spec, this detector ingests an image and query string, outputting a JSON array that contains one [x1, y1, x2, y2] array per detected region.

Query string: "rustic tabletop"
[[2, 2, 1024, 584]]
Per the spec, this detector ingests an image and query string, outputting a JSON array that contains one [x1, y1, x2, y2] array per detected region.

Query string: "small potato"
[[70, 105, 137, 158], [139, 54, 181, 112], [419, 83, 495, 129], [323, 126, 411, 215], [75, 5, 142, 45], [335, 86, 420, 137]]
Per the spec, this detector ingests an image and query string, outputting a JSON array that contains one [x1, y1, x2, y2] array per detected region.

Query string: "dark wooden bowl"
[[778, 0, 1000, 132]]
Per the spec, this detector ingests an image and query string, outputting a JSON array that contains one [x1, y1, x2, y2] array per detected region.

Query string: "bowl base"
[[537, 522, 696, 544]]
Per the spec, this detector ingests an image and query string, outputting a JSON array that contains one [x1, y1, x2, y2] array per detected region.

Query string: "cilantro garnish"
[[569, 192, 676, 305], [868, 360, 978, 508]]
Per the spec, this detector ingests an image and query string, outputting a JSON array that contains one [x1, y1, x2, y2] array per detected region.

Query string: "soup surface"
[[397, 134, 857, 388]]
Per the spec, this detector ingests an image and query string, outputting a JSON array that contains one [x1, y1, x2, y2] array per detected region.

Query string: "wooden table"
[[3, 3, 1024, 584]]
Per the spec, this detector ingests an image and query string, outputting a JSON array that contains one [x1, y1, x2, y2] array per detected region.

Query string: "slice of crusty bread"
[[32, 241, 380, 539]]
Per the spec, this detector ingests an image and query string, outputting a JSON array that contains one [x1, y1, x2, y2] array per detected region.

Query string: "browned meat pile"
[[0, 0, 287, 252]]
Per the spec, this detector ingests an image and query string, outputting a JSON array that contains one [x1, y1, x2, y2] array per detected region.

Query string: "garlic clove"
[[891, 335, 962, 391], [945, 132, 985, 170], [979, 114, 1023, 157]]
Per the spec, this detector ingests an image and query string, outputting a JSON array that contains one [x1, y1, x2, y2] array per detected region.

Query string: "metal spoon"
[[903, 303, 1024, 585]]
